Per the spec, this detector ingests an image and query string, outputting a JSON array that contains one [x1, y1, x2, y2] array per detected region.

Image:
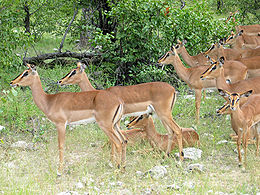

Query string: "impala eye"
[[22, 71, 29, 78], [69, 70, 76, 78]]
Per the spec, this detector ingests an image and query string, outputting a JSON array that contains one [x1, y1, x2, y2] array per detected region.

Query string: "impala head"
[[10, 64, 37, 87], [204, 39, 225, 59], [218, 89, 253, 111], [58, 62, 86, 86], [126, 114, 150, 129], [158, 46, 177, 65], [225, 30, 243, 45], [200, 56, 225, 80], [216, 103, 230, 116], [174, 39, 187, 50]]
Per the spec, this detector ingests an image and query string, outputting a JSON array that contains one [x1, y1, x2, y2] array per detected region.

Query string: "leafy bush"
[[89, 0, 237, 84]]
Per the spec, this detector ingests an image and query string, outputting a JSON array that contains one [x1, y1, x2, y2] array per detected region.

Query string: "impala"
[[157, 46, 247, 122], [58, 62, 184, 160], [10, 64, 127, 175], [200, 57, 260, 101], [235, 24, 260, 35], [203, 39, 242, 61], [126, 107, 200, 151], [204, 41, 260, 78], [218, 89, 260, 166], [174, 40, 210, 66], [217, 102, 256, 144], [226, 30, 260, 50]]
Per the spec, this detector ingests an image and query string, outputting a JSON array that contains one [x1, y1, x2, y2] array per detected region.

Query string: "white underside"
[[68, 117, 96, 125], [122, 105, 155, 119]]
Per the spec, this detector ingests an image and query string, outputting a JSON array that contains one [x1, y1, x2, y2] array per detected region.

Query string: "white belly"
[[68, 117, 96, 125]]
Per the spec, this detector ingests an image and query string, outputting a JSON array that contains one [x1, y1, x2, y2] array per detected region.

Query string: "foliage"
[[88, 0, 237, 84]]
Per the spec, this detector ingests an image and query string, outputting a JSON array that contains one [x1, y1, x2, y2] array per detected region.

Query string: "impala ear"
[[219, 56, 225, 66], [27, 63, 37, 74], [241, 90, 253, 98], [77, 61, 86, 72], [237, 30, 243, 36], [218, 89, 229, 97], [182, 39, 187, 45]]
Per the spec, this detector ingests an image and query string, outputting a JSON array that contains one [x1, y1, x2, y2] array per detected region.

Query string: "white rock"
[[11, 141, 28, 149], [183, 181, 195, 189], [233, 148, 244, 155], [217, 140, 229, 145], [75, 182, 84, 189], [167, 183, 180, 190], [186, 163, 204, 173], [0, 125, 5, 131], [146, 166, 167, 179], [119, 189, 133, 195], [175, 147, 202, 160], [56, 191, 79, 195]]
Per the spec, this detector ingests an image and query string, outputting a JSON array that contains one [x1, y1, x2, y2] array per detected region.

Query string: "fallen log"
[[23, 51, 102, 65]]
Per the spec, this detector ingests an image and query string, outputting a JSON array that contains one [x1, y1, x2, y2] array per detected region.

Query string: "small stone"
[[186, 163, 204, 173], [56, 191, 79, 195], [183, 181, 195, 189], [217, 140, 228, 145], [0, 125, 5, 131], [75, 182, 84, 189], [145, 166, 167, 179], [136, 171, 144, 177], [175, 147, 202, 160], [119, 189, 133, 195], [90, 143, 97, 147], [11, 141, 28, 150], [233, 148, 244, 154], [167, 183, 180, 190]]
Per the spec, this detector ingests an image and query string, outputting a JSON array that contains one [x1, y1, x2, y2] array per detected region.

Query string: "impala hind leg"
[[161, 116, 184, 161], [242, 127, 250, 167], [195, 89, 202, 123], [56, 123, 66, 176]]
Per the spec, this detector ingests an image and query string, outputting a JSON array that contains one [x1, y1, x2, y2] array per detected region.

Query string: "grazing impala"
[[10, 64, 127, 175], [58, 62, 184, 160], [158, 46, 247, 122], [126, 108, 200, 151], [218, 89, 260, 166]]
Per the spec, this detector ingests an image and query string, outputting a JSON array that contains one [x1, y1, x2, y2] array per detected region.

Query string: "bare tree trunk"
[[24, 1, 30, 34]]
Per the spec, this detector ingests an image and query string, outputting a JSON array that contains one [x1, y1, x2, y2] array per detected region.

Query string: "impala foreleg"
[[242, 126, 250, 167], [56, 123, 66, 176], [236, 131, 242, 167]]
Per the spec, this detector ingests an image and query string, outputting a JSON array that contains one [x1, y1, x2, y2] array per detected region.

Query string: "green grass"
[[0, 66, 259, 194]]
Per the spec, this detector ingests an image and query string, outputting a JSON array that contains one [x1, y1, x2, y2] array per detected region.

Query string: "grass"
[[0, 66, 259, 194]]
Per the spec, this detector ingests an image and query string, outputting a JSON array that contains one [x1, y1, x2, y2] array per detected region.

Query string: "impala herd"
[[10, 24, 260, 175]]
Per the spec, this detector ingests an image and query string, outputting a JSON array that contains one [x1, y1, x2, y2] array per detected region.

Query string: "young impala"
[[10, 64, 127, 175], [126, 107, 200, 152], [58, 62, 184, 160], [218, 89, 260, 167]]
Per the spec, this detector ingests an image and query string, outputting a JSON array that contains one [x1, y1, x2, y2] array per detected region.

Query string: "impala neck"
[[230, 106, 244, 126], [171, 54, 190, 83], [145, 117, 163, 141], [30, 75, 49, 114], [215, 68, 230, 91], [78, 72, 96, 91], [179, 47, 197, 67]]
